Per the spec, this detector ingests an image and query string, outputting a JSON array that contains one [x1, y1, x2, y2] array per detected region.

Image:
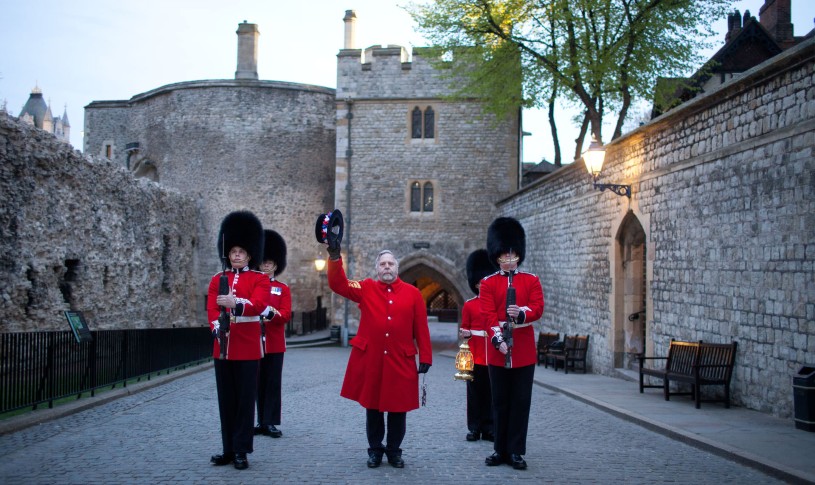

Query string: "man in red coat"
[[458, 249, 494, 442], [255, 229, 292, 439], [480, 217, 544, 471], [207, 211, 271, 470], [327, 245, 432, 469]]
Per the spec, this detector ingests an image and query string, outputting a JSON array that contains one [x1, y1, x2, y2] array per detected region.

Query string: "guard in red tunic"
[[255, 229, 292, 439], [317, 210, 432, 469], [458, 249, 495, 442], [480, 217, 544, 471], [207, 211, 271, 471]]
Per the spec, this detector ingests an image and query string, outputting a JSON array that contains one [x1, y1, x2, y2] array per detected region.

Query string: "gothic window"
[[423, 182, 433, 212], [410, 181, 435, 213], [423, 107, 434, 139], [410, 105, 435, 139], [410, 182, 422, 212], [411, 107, 423, 139]]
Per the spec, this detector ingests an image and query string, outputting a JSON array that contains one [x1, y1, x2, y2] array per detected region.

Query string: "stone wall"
[[85, 81, 337, 325], [0, 113, 199, 332], [498, 39, 814, 417]]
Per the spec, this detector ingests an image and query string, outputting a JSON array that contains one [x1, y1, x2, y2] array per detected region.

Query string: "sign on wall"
[[64, 311, 93, 343]]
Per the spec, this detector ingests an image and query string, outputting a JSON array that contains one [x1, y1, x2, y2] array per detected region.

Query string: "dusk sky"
[[2, 0, 813, 163]]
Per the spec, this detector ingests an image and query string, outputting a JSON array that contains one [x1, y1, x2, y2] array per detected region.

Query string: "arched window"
[[409, 105, 436, 139], [410, 181, 435, 213], [411, 107, 423, 139], [423, 182, 434, 212], [410, 181, 422, 212], [423, 107, 435, 139]]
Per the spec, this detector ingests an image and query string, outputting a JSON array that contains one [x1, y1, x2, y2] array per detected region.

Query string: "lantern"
[[454, 338, 475, 381]]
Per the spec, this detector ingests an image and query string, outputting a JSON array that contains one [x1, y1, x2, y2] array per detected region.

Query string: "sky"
[[1, 0, 813, 164]]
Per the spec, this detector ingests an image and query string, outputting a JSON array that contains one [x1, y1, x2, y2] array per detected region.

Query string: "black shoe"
[[510, 454, 527, 470], [481, 431, 494, 442], [233, 452, 249, 470], [210, 452, 234, 466], [267, 424, 282, 438], [367, 450, 383, 468], [485, 452, 505, 466], [386, 453, 404, 468], [253, 425, 263, 435], [466, 430, 480, 441]]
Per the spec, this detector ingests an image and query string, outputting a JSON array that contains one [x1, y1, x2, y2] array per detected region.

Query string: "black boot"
[[233, 452, 249, 470], [367, 449, 383, 468], [210, 452, 234, 466], [386, 450, 404, 468]]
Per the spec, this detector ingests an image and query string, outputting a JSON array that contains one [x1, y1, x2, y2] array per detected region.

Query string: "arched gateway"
[[398, 252, 471, 324]]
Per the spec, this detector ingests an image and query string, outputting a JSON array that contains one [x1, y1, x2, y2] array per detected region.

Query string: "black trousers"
[[365, 409, 406, 455], [214, 359, 259, 454], [257, 352, 284, 426], [488, 364, 534, 456], [466, 364, 493, 434]]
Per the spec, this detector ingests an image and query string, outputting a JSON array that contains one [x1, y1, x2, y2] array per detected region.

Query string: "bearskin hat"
[[217, 211, 264, 270], [262, 229, 287, 276], [486, 217, 526, 267], [466, 249, 494, 295]]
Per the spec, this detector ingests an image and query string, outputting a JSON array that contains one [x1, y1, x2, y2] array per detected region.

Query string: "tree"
[[407, 0, 729, 164]]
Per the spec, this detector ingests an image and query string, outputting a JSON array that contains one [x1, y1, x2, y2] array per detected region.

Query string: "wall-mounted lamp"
[[583, 136, 630, 198], [314, 255, 327, 272]]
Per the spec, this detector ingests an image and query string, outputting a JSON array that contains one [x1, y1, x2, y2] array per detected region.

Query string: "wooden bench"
[[638, 340, 738, 409], [536, 332, 560, 366], [545, 334, 589, 374]]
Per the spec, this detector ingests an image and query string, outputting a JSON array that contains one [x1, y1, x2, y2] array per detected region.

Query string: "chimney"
[[235, 21, 259, 80], [343, 10, 357, 49], [725, 9, 742, 43], [759, 0, 794, 46]]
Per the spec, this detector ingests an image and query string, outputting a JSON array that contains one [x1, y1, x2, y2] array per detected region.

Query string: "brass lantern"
[[454, 338, 475, 381]]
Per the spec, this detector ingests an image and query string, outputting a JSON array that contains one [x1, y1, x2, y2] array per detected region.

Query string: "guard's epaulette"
[[249, 269, 266, 275], [348, 280, 361, 289], [481, 271, 501, 281], [466, 296, 479, 303]]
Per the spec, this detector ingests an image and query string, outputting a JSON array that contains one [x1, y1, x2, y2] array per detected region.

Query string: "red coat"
[[262, 278, 292, 354], [460, 297, 488, 366], [480, 270, 544, 368], [328, 257, 432, 412], [207, 268, 272, 360]]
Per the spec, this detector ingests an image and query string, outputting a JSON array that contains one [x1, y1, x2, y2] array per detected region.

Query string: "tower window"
[[410, 106, 435, 139], [410, 181, 435, 213]]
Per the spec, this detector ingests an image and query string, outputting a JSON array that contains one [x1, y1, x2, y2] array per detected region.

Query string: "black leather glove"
[[327, 244, 341, 260], [417, 363, 431, 374]]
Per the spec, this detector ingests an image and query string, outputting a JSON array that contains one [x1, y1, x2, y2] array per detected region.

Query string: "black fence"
[[0, 327, 212, 415]]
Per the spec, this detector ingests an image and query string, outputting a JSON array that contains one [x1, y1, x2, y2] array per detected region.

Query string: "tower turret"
[[343, 10, 357, 49]]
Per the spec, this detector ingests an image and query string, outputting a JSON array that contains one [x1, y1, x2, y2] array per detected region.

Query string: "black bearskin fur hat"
[[262, 229, 287, 276], [486, 217, 526, 267], [217, 211, 264, 270], [466, 249, 494, 295]]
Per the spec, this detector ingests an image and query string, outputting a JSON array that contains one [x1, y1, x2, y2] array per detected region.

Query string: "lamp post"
[[313, 254, 326, 302], [583, 135, 631, 198]]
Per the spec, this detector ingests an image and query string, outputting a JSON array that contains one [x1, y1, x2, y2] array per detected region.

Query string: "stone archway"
[[398, 252, 469, 322], [612, 212, 647, 370]]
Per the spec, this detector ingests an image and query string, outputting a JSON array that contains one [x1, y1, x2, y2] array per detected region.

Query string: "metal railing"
[[0, 327, 212, 415]]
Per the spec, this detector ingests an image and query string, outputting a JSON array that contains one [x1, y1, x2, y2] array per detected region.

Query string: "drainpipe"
[[342, 97, 354, 348]]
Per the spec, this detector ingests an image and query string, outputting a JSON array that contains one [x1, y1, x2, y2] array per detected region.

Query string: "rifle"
[[504, 271, 515, 369], [217, 239, 231, 359]]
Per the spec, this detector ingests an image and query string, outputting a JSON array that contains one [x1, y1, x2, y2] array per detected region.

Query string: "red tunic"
[[328, 257, 433, 412], [460, 297, 488, 366], [262, 278, 292, 354], [480, 270, 544, 368], [207, 268, 272, 360]]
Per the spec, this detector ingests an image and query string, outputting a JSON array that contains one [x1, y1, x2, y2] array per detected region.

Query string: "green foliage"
[[407, 0, 730, 145]]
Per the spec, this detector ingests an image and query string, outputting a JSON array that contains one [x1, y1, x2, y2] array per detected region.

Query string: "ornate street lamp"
[[583, 136, 631, 198]]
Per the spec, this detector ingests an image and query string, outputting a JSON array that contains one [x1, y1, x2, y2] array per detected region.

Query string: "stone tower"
[[333, 11, 520, 328]]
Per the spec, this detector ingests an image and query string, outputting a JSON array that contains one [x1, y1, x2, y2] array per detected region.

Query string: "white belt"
[[469, 330, 486, 337], [499, 321, 533, 329], [234, 316, 260, 323]]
